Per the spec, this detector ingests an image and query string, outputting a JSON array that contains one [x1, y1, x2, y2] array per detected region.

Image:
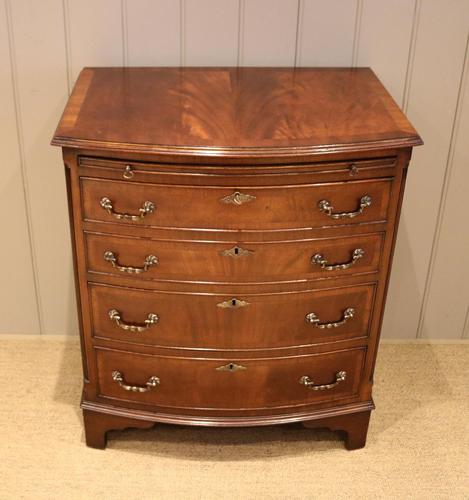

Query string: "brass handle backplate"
[[100, 197, 155, 221], [318, 195, 372, 219], [305, 308, 355, 329], [217, 298, 250, 309], [112, 371, 160, 392], [104, 251, 159, 274], [312, 248, 364, 271], [299, 371, 347, 391], [220, 191, 256, 205], [220, 246, 254, 258], [109, 309, 159, 332]]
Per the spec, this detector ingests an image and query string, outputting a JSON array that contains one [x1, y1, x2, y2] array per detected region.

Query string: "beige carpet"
[[0, 338, 468, 500]]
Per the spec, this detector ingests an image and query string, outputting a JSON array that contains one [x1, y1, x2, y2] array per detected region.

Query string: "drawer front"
[[81, 177, 392, 230], [85, 232, 383, 282], [96, 347, 365, 410], [90, 283, 375, 349]]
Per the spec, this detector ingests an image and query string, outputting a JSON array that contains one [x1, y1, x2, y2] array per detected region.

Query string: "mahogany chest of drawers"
[[52, 67, 422, 449]]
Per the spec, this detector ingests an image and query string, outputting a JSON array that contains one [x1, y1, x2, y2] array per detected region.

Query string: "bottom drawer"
[[96, 347, 365, 411]]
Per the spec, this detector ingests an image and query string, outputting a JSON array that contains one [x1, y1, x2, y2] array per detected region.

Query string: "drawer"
[[96, 347, 365, 410], [85, 232, 384, 282], [89, 283, 375, 349], [81, 177, 392, 230]]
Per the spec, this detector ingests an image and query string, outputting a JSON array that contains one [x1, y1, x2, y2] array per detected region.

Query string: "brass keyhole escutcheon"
[[220, 246, 254, 258], [216, 363, 247, 372], [216, 298, 250, 309]]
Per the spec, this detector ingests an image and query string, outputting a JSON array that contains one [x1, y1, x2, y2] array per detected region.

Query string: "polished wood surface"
[[52, 67, 422, 157], [302, 410, 371, 450], [85, 232, 383, 283], [89, 282, 375, 349], [79, 155, 398, 185], [96, 347, 365, 410], [81, 176, 392, 230], [53, 67, 421, 449]]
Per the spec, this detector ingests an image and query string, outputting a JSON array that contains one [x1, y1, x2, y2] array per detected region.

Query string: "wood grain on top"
[[52, 67, 422, 157]]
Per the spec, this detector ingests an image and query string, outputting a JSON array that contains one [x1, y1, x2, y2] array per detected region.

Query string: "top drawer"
[[81, 177, 392, 231]]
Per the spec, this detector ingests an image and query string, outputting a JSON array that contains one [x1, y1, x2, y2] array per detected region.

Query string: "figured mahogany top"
[[52, 67, 422, 158]]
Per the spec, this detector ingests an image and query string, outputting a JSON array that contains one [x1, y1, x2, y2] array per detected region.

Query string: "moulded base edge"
[[80, 398, 375, 450]]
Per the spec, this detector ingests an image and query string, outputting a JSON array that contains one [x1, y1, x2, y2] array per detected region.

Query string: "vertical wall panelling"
[[1, 0, 468, 340], [382, 0, 469, 339], [356, 0, 417, 105], [297, 0, 359, 66], [67, 0, 124, 83], [126, 0, 181, 66], [419, 36, 469, 339], [401, 0, 421, 112], [351, 0, 363, 67], [9, 0, 76, 335], [463, 307, 469, 339], [121, 0, 128, 66], [184, 0, 239, 66], [241, 0, 298, 66], [62, 0, 73, 94], [0, 0, 40, 334]]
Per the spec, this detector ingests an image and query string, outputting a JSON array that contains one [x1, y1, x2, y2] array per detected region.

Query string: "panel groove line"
[[294, 0, 304, 66], [121, 0, 128, 66], [402, 0, 421, 111], [180, 0, 185, 66], [417, 32, 469, 339], [463, 306, 469, 339], [293, 0, 302, 68], [356, 0, 417, 106], [351, 0, 363, 67], [62, 0, 73, 94], [4, 0, 44, 334], [383, 0, 469, 340], [237, 0, 245, 66]]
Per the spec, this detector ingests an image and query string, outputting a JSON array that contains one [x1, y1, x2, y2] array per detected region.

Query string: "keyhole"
[[231, 299, 237, 306], [234, 247, 239, 255], [228, 363, 235, 371]]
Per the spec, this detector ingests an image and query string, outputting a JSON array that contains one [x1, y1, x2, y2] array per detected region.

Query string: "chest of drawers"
[[52, 67, 421, 449]]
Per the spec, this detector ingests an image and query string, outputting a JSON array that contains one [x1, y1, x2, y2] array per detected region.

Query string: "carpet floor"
[[0, 338, 467, 500]]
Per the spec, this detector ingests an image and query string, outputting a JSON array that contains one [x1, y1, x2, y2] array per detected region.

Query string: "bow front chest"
[[52, 67, 421, 449]]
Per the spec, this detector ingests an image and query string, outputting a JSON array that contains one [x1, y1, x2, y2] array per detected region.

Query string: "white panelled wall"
[[1, 0, 468, 339]]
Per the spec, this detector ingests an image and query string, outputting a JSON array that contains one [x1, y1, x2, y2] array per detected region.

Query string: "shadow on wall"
[[382, 208, 423, 340], [66, 235, 80, 335]]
